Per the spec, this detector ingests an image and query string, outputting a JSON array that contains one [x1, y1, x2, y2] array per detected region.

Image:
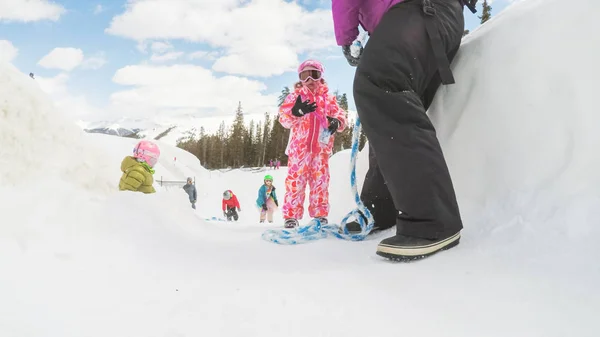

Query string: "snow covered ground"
[[1, 0, 599, 336]]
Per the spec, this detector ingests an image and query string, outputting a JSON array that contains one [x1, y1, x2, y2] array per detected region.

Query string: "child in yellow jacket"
[[119, 140, 161, 194]]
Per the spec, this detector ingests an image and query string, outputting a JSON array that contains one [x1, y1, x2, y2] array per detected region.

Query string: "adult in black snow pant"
[[332, 0, 474, 261]]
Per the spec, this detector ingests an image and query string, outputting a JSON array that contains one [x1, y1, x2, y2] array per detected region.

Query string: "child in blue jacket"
[[256, 174, 278, 223]]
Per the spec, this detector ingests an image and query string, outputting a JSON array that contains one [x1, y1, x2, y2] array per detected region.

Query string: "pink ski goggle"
[[299, 69, 322, 82]]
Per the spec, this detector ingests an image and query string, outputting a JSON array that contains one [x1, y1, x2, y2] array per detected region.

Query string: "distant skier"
[[183, 177, 197, 209], [278, 59, 347, 228], [256, 175, 279, 223], [118, 140, 161, 194], [332, 0, 476, 260], [222, 190, 241, 221]]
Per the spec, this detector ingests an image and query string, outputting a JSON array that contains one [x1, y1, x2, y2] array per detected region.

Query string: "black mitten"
[[262, 203, 268, 211], [291, 95, 317, 117], [342, 45, 361, 67], [327, 116, 340, 133]]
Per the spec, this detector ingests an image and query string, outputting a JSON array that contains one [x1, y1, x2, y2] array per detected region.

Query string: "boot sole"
[[376, 232, 461, 262], [345, 225, 393, 236]]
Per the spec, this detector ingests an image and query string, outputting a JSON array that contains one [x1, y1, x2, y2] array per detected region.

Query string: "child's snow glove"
[[274, 199, 279, 207], [291, 95, 317, 117], [342, 45, 361, 67], [327, 116, 340, 133], [262, 203, 268, 211]]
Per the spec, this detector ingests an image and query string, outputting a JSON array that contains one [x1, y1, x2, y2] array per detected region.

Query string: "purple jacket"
[[332, 0, 405, 46]]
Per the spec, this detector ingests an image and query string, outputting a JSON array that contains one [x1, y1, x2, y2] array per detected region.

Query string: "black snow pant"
[[226, 207, 239, 221], [354, 0, 464, 240]]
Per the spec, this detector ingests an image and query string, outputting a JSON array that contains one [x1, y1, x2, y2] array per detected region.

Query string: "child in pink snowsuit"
[[279, 59, 347, 228]]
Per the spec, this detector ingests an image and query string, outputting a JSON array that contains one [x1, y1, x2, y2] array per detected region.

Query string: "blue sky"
[[0, 0, 513, 131]]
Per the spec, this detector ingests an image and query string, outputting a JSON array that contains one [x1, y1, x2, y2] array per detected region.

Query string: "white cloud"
[[145, 42, 220, 63], [136, 41, 150, 54], [151, 41, 173, 54], [81, 52, 107, 69], [38, 48, 108, 71], [35, 73, 103, 119], [38, 48, 85, 71], [105, 0, 336, 77], [0, 40, 19, 63], [94, 4, 104, 15], [146, 42, 184, 62], [188, 50, 219, 61], [212, 45, 298, 76], [108, 64, 278, 120], [150, 51, 184, 62], [0, 0, 65, 22], [36, 72, 70, 96]]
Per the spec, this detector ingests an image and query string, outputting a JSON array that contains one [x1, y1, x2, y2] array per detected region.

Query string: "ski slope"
[[1, 0, 599, 336]]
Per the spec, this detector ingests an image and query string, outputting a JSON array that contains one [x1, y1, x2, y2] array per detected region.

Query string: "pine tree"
[[255, 121, 263, 167], [333, 91, 351, 152], [277, 86, 291, 107], [479, 0, 491, 24], [338, 93, 348, 111], [359, 128, 367, 150], [261, 112, 271, 167], [176, 88, 351, 169], [268, 87, 291, 165], [230, 101, 245, 167], [217, 121, 226, 168], [245, 121, 255, 167]]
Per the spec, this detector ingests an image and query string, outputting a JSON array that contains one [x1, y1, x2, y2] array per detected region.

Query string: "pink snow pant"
[[283, 152, 330, 220], [260, 198, 277, 222]]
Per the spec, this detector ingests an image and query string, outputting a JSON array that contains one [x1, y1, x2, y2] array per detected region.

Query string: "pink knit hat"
[[297, 59, 324, 74]]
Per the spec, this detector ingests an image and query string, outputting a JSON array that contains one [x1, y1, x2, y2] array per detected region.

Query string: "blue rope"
[[261, 117, 375, 245], [204, 216, 228, 222]]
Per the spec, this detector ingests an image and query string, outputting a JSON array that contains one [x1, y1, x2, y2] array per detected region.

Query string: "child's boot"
[[284, 218, 299, 228]]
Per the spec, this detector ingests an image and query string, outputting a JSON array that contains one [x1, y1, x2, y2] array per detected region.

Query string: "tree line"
[[463, 0, 492, 36], [177, 87, 367, 169]]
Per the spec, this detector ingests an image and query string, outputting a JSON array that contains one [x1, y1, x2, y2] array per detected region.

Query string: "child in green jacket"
[[119, 140, 161, 194]]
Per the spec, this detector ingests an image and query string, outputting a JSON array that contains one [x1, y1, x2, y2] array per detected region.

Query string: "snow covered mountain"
[[79, 111, 274, 146], [84, 125, 142, 137], [80, 117, 194, 144]]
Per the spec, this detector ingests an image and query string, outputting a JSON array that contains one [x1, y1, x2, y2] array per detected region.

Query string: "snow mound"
[[1, 0, 600, 336], [0, 61, 114, 193], [429, 0, 600, 257], [84, 133, 210, 186]]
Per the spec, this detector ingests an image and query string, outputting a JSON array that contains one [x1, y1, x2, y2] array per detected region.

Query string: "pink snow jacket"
[[279, 85, 347, 157], [332, 0, 405, 46]]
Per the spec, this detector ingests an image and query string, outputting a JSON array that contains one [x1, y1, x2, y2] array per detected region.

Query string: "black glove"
[[291, 95, 317, 117], [262, 204, 268, 211], [342, 45, 361, 67], [327, 116, 340, 134], [274, 199, 279, 207]]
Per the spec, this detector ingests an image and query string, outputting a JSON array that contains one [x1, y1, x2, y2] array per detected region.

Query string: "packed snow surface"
[[1, 0, 599, 335]]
